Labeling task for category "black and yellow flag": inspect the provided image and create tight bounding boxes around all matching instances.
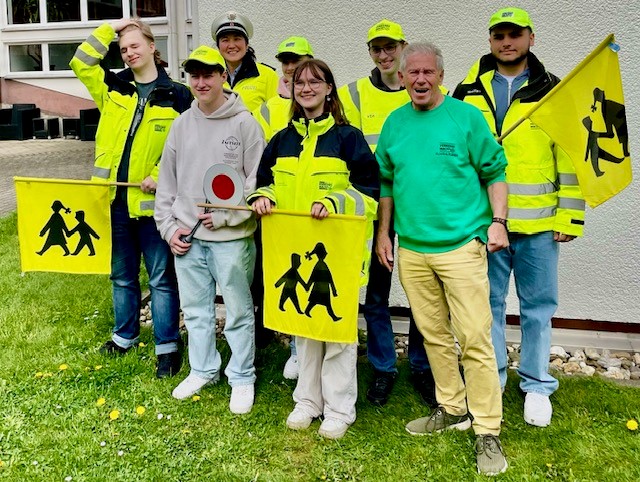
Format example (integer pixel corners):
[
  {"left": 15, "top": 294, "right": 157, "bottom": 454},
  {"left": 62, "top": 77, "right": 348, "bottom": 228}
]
[
  {"left": 526, "top": 34, "right": 632, "bottom": 208},
  {"left": 261, "top": 211, "right": 366, "bottom": 343},
  {"left": 15, "top": 177, "right": 111, "bottom": 274}
]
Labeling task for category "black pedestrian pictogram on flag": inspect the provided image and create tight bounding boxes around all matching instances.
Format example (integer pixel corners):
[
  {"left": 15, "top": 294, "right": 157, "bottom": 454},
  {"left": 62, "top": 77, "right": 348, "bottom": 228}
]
[
  {"left": 36, "top": 200, "right": 101, "bottom": 257},
  {"left": 582, "top": 87, "right": 629, "bottom": 177},
  {"left": 274, "top": 242, "right": 342, "bottom": 322}
]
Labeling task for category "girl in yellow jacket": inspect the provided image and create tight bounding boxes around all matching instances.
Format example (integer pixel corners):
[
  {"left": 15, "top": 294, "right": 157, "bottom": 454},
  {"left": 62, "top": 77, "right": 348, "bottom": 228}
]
[{"left": 249, "top": 59, "right": 379, "bottom": 440}]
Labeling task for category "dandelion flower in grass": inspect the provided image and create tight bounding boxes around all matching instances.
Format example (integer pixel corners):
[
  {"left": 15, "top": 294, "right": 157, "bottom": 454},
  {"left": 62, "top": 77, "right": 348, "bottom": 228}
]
[
  {"left": 35, "top": 372, "right": 44, "bottom": 378},
  {"left": 0, "top": 460, "right": 4, "bottom": 467},
  {"left": 627, "top": 419, "right": 639, "bottom": 431},
  {"left": 135, "top": 406, "right": 146, "bottom": 415},
  {"left": 59, "top": 364, "right": 69, "bottom": 371},
  {"left": 94, "top": 365, "right": 103, "bottom": 371},
  {"left": 109, "top": 410, "right": 120, "bottom": 421},
  {"left": 96, "top": 397, "right": 106, "bottom": 407},
  {"left": 192, "top": 395, "right": 201, "bottom": 402},
  {"left": 138, "top": 342, "right": 146, "bottom": 348}
]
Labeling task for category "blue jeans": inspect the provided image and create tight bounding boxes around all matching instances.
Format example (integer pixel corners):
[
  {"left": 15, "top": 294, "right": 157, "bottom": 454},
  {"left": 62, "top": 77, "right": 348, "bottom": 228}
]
[
  {"left": 489, "top": 231, "right": 559, "bottom": 395},
  {"left": 363, "top": 223, "right": 430, "bottom": 374},
  {"left": 110, "top": 199, "right": 180, "bottom": 355},
  {"left": 174, "top": 237, "right": 256, "bottom": 386}
]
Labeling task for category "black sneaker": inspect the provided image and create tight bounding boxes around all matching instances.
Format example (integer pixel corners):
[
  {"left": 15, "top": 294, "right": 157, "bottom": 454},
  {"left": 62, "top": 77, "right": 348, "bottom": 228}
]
[
  {"left": 99, "top": 340, "right": 129, "bottom": 355},
  {"left": 411, "top": 369, "right": 438, "bottom": 408},
  {"left": 366, "top": 371, "right": 397, "bottom": 406},
  {"left": 156, "top": 351, "right": 182, "bottom": 378}
]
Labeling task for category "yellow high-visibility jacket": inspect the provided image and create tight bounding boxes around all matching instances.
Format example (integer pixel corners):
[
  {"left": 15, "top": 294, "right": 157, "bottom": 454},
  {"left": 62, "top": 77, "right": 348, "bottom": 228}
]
[
  {"left": 225, "top": 57, "right": 278, "bottom": 112},
  {"left": 252, "top": 95, "right": 292, "bottom": 142},
  {"left": 70, "top": 23, "right": 192, "bottom": 218},
  {"left": 247, "top": 114, "right": 379, "bottom": 284},
  {"left": 453, "top": 53, "right": 585, "bottom": 236}
]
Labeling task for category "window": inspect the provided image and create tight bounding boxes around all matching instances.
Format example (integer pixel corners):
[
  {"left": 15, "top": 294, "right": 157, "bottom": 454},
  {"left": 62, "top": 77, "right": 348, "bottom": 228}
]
[
  {"left": 132, "top": 0, "right": 166, "bottom": 17},
  {"left": 88, "top": 0, "right": 123, "bottom": 21},
  {"left": 7, "top": 0, "right": 41, "bottom": 24},
  {"left": 48, "top": 1, "right": 81, "bottom": 22},
  {"left": 49, "top": 43, "right": 81, "bottom": 71},
  {"left": 9, "top": 44, "right": 43, "bottom": 72}
]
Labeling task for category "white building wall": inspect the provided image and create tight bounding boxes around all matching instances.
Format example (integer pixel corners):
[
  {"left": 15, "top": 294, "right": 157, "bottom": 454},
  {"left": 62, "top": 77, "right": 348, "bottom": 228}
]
[{"left": 198, "top": 0, "right": 640, "bottom": 324}]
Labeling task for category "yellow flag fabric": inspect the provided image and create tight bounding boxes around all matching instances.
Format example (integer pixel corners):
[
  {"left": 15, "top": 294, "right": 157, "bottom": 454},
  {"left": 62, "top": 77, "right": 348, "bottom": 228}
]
[
  {"left": 528, "top": 34, "right": 632, "bottom": 208},
  {"left": 15, "top": 177, "right": 111, "bottom": 274},
  {"left": 261, "top": 211, "right": 366, "bottom": 344}
]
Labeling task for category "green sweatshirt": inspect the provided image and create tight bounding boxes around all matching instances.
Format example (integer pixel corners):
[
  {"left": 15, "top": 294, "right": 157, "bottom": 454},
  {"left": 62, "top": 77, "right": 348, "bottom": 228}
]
[{"left": 376, "top": 96, "right": 506, "bottom": 253}]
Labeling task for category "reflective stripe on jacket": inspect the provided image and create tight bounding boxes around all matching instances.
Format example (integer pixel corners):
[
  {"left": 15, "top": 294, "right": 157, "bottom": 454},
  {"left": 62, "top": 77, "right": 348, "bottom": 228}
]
[
  {"left": 253, "top": 95, "right": 291, "bottom": 142},
  {"left": 70, "top": 23, "right": 192, "bottom": 218},
  {"left": 247, "top": 114, "right": 379, "bottom": 284},
  {"left": 453, "top": 52, "right": 585, "bottom": 236}
]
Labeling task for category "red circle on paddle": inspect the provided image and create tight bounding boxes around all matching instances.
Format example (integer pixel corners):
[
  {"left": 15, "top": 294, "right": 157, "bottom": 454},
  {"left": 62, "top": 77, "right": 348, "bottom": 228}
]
[{"left": 211, "top": 174, "right": 235, "bottom": 200}]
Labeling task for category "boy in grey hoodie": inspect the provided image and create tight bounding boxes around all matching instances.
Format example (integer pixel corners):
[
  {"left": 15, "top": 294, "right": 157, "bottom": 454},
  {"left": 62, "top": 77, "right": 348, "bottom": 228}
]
[{"left": 155, "top": 46, "right": 266, "bottom": 414}]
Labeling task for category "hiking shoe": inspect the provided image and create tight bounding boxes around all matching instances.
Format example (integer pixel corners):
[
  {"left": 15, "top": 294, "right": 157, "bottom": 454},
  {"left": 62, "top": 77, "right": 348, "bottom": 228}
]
[
  {"left": 411, "top": 369, "right": 438, "bottom": 408},
  {"left": 405, "top": 406, "right": 471, "bottom": 435},
  {"left": 524, "top": 392, "right": 552, "bottom": 427},
  {"left": 366, "top": 371, "right": 396, "bottom": 406},
  {"left": 156, "top": 351, "right": 182, "bottom": 378},
  {"left": 99, "top": 340, "right": 129, "bottom": 355},
  {"left": 286, "top": 407, "right": 315, "bottom": 430},
  {"left": 283, "top": 354, "right": 299, "bottom": 380},
  {"left": 172, "top": 374, "right": 217, "bottom": 400},
  {"left": 229, "top": 384, "right": 254, "bottom": 414},
  {"left": 318, "top": 418, "right": 350, "bottom": 439},
  {"left": 475, "top": 434, "right": 508, "bottom": 475}
]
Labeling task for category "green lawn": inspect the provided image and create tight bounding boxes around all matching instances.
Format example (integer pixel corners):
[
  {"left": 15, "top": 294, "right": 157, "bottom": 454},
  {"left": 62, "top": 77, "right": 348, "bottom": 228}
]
[{"left": 0, "top": 213, "right": 638, "bottom": 481}]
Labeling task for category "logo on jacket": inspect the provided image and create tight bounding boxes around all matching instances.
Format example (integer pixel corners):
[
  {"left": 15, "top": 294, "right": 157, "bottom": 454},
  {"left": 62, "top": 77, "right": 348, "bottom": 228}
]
[
  {"left": 154, "top": 125, "right": 166, "bottom": 132},
  {"left": 319, "top": 181, "right": 332, "bottom": 190},
  {"left": 222, "top": 136, "right": 240, "bottom": 151}
]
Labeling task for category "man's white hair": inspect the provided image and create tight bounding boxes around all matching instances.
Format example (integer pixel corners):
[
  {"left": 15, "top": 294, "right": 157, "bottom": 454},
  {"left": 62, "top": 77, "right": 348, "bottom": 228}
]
[{"left": 399, "top": 42, "right": 444, "bottom": 72}]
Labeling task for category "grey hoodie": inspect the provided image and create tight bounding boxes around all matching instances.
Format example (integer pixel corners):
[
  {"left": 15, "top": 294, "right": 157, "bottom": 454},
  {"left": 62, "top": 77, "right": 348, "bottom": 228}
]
[{"left": 155, "top": 90, "right": 266, "bottom": 243}]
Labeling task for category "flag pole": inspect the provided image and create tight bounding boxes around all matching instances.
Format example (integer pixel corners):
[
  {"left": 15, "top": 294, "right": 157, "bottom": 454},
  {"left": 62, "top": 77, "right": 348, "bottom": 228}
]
[
  {"left": 198, "top": 203, "right": 366, "bottom": 221},
  {"left": 497, "top": 33, "right": 615, "bottom": 143}
]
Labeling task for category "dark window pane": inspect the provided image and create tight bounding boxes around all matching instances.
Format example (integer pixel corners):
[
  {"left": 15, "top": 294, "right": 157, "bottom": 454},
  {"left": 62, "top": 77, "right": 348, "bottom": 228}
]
[
  {"left": 101, "top": 42, "right": 125, "bottom": 70},
  {"left": 47, "top": 1, "right": 80, "bottom": 22},
  {"left": 49, "top": 43, "right": 80, "bottom": 71},
  {"left": 132, "top": 0, "right": 166, "bottom": 17},
  {"left": 8, "top": 0, "right": 40, "bottom": 24},
  {"left": 88, "top": 0, "right": 123, "bottom": 21},
  {"left": 9, "top": 44, "right": 43, "bottom": 72}
]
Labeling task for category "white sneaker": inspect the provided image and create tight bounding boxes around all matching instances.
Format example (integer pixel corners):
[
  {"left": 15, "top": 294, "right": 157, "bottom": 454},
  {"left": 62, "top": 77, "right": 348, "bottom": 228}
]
[
  {"left": 524, "top": 392, "right": 552, "bottom": 427},
  {"left": 318, "top": 417, "right": 350, "bottom": 439},
  {"left": 283, "top": 354, "right": 299, "bottom": 380},
  {"left": 229, "top": 384, "right": 254, "bottom": 414},
  {"left": 286, "top": 407, "right": 315, "bottom": 430},
  {"left": 172, "top": 374, "right": 216, "bottom": 400}
]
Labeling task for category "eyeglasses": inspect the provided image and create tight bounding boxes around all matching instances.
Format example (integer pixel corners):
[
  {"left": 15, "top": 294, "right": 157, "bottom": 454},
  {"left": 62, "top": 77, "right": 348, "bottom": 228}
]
[
  {"left": 293, "top": 79, "right": 326, "bottom": 90},
  {"left": 369, "top": 44, "right": 399, "bottom": 55}
]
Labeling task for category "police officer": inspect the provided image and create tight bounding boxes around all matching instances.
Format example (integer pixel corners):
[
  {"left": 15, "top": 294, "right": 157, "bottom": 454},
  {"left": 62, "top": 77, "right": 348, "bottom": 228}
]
[{"left": 211, "top": 11, "right": 279, "bottom": 112}]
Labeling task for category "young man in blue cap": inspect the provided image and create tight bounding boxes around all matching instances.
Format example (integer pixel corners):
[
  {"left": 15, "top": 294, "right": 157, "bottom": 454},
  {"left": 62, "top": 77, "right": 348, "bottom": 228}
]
[{"left": 453, "top": 7, "right": 585, "bottom": 428}]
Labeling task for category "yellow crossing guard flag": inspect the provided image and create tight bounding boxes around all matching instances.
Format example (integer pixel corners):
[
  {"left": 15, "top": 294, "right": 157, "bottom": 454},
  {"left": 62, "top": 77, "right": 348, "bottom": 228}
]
[
  {"left": 15, "top": 177, "right": 111, "bottom": 274},
  {"left": 261, "top": 211, "right": 367, "bottom": 344},
  {"left": 507, "top": 34, "right": 632, "bottom": 208}
]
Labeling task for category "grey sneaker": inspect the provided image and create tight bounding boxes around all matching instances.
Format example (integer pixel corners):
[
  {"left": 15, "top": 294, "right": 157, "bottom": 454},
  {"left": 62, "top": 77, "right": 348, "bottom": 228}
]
[
  {"left": 405, "top": 406, "right": 471, "bottom": 435},
  {"left": 475, "top": 434, "right": 508, "bottom": 476}
]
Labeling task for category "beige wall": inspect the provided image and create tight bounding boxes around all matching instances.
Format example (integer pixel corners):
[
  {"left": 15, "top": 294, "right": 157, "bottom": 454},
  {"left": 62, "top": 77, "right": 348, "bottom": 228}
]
[{"left": 198, "top": 0, "right": 640, "bottom": 324}]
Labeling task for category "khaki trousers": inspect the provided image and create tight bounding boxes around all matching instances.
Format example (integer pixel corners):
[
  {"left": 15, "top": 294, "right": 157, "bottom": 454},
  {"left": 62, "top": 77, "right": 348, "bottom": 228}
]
[{"left": 398, "top": 240, "right": 502, "bottom": 435}]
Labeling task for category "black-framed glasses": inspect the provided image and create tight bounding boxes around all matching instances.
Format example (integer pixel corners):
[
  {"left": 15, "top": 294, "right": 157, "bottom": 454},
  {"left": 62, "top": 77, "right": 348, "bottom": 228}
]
[{"left": 369, "top": 44, "right": 399, "bottom": 55}]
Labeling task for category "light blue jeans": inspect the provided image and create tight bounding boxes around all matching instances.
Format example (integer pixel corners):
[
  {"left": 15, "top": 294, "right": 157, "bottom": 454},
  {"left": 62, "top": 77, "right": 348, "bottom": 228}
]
[
  {"left": 488, "top": 231, "right": 560, "bottom": 396},
  {"left": 175, "top": 237, "right": 256, "bottom": 386}
]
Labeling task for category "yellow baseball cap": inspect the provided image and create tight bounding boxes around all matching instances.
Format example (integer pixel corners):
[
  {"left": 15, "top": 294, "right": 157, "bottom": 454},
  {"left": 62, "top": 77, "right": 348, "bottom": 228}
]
[
  {"left": 182, "top": 46, "right": 225, "bottom": 73},
  {"left": 489, "top": 7, "right": 534, "bottom": 32},
  {"left": 367, "top": 19, "right": 406, "bottom": 43},
  {"left": 276, "top": 36, "right": 314, "bottom": 59}
]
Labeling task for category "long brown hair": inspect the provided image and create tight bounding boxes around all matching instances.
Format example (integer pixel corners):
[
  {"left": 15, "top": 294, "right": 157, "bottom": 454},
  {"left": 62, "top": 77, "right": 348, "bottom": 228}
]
[
  {"left": 290, "top": 59, "right": 348, "bottom": 125},
  {"left": 119, "top": 18, "right": 163, "bottom": 65}
]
